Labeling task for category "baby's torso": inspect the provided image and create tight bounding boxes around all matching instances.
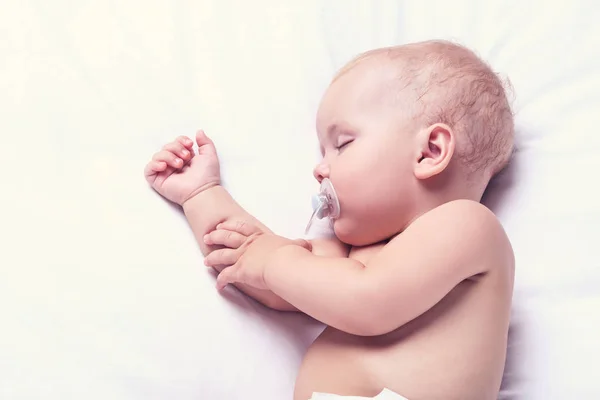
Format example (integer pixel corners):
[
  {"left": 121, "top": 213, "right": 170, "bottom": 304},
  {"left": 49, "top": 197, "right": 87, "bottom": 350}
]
[{"left": 294, "top": 242, "right": 512, "bottom": 400}]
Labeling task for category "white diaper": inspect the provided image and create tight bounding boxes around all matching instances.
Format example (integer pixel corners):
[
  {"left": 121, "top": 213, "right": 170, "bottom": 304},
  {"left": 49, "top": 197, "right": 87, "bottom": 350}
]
[{"left": 309, "top": 388, "right": 408, "bottom": 400}]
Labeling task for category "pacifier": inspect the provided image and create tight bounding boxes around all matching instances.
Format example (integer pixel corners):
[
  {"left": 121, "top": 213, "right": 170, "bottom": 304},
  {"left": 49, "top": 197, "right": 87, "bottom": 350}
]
[{"left": 304, "top": 178, "right": 341, "bottom": 234}]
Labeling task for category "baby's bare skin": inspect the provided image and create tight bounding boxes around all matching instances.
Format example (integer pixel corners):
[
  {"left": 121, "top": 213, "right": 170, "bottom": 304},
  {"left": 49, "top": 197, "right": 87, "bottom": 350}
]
[
  {"left": 296, "top": 233, "right": 513, "bottom": 400},
  {"left": 146, "top": 40, "right": 516, "bottom": 400}
]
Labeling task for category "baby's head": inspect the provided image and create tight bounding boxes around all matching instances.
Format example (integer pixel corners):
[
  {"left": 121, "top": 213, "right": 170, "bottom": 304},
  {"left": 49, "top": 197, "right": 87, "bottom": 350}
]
[{"left": 313, "top": 40, "right": 514, "bottom": 246}]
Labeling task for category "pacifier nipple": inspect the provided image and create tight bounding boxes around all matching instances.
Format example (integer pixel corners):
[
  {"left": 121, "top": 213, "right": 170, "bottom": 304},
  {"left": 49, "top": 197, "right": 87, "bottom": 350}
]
[{"left": 304, "top": 178, "right": 341, "bottom": 234}]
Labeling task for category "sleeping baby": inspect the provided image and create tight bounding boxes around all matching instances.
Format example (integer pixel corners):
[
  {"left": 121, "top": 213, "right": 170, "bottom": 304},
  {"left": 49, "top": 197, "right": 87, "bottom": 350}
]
[{"left": 144, "top": 40, "right": 515, "bottom": 400}]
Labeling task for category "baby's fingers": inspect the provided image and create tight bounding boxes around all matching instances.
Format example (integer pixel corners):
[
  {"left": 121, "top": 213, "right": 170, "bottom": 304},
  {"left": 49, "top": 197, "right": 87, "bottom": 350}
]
[
  {"left": 176, "top": 135, "right": 194, "bottom": 149},
  {"left": 216, "top": 265, "right": 238, "bottom": 290},
  {"left": 204, "top": 248, "right": 241, "bottom": 268},
  {"left": 204, "top": 229, "right": 247, "bottom": 249},
  {"left": 152, "top": 150, "right": 184, "bottom": 169},
  {"left": 144, "top": 161, "right": 167, "bottom": 178},
  {"left": 163, "top": 141, "right": 191, "bottom": 161},
  {"left": 215, "top": 220, "right": 262, "bottom": 237}
]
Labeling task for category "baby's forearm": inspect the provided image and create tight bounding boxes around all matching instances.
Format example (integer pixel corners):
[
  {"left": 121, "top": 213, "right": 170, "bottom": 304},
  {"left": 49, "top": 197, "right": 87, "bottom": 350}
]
[
  {"left": 182, "top": 185, "right": 273, "bottom": 255},
  {"left": 264, "top": 246, "right": 376, "bottom": 335},
  {"left": 182, "top": 185, "right": 298, "bottom": 311},
  {"left": 182, "top": 185, "right": 352, "bottom": 312}
]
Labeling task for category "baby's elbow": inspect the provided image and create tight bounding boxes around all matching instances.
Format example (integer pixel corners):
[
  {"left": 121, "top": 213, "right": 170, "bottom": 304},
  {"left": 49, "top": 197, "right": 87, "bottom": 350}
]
[
  {"left": 263, "top": 296, "right": 298, "bottom": 312},
  {"left": 344, "top": 324, "right": 385, "bottom": 337},
  {"left": 343, "top": 323, "right": 392, "bottom": 337},
  {"left": 358, "top": 321, "right": 397, "bottom": 337},
  {"left": 341, "top": 309, "right": 398, "bottom": 337}
]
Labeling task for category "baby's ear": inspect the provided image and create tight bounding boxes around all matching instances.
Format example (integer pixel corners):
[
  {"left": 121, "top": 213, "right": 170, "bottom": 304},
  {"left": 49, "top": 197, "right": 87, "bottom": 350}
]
[{"left": 414, "top": 123, "right": 455, "bottom": 180}]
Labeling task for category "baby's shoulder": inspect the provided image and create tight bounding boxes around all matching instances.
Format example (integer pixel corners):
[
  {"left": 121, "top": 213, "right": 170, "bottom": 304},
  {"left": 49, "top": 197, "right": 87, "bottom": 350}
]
[
  {"left": 415, "top": 199, "right": 507, "bottom": 239},
  {"left": 391, "top": 199, "right": 514, "bottom": 275}
]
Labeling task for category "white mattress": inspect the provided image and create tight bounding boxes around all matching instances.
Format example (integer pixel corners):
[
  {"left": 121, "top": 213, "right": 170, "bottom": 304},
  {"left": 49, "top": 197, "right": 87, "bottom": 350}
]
[{"left": 1, "top": 1, "right": 599, "bottom": 399}]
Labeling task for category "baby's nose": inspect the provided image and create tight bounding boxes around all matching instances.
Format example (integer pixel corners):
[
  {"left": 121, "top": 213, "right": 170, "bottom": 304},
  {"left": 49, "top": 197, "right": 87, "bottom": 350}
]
[{"left": 313, "top": 162, "right": 330, "bottom": 183}]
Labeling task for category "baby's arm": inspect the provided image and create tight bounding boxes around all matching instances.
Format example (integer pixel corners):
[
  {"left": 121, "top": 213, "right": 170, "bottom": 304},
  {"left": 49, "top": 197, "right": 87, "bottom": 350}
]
[
  {"left": 183, "top": 187, "right": 348, "bottom": 257},
  {"left": 183, "top": 186, "right": 349, "bottom": 310},
  {"left": 146, "top": 131, "right": 349, "bottom": 311},
  {"left": 182, "top": 186, "right": 270, "bottom": 255},
  {"left": 263, "top": 200, "right": 513, "bottom": 334}
]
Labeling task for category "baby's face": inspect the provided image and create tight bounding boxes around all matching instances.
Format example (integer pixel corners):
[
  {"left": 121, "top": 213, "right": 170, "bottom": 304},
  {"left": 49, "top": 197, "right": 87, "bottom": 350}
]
[{"left": 314, "top": 61, "right": 420, "bottom": 246}]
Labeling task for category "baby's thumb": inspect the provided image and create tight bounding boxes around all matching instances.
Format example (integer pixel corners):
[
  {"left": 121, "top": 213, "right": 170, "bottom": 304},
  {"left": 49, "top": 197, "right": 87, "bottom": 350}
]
[
  {"left": 196, "top": 129, "right": 213, "bottom": 146},
  {"left": 196, "top": 129, "right": 217, "bottom": 156},
  {"left": 216, "top": 267, "right": 234, "bottom": 291},
  {"left": 292, "top": 239, "right": 312, "bottom": 252}
]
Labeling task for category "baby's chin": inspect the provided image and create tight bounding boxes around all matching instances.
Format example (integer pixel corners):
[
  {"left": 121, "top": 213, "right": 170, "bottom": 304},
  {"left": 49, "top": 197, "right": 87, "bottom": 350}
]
[{"left": 333, "top": 218, "right": 381, "bottom": 247}]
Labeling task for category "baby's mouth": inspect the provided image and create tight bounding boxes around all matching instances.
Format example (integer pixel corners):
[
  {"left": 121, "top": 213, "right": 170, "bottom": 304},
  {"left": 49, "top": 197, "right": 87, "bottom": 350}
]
[{"left": 304, "top": 178, "right": 340, "bottom": 234}]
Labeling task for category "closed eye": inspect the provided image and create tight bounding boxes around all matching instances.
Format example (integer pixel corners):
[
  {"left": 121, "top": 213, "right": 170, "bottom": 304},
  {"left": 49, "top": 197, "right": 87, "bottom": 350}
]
[{"left": 336, "top": 139, "right": 353, "bottom": 152}]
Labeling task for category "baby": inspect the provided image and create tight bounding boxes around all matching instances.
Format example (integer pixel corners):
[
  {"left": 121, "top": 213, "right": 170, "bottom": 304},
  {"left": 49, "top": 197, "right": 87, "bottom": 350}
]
[{"left": 144, "top": 40, "right": 515, "bottom": 400}]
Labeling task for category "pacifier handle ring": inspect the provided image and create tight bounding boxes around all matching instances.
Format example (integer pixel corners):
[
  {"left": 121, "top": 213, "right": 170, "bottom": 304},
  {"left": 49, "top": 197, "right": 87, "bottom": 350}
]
[{"left": 304, "top": 206, "right": 321, "bottom": 235}]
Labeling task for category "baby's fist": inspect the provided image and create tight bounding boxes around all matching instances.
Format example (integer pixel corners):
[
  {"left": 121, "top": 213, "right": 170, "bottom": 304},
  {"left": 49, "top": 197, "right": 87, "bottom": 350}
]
[{"left": 144, "top": 130, "right": 221, "bottom": 205}]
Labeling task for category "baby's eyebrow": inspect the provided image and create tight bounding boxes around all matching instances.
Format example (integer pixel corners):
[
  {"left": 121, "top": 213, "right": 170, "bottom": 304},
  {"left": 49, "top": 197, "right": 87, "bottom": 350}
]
[
  {"left": 327, "top": 123, "right": 341, "bottom": 137},
  {"left": 318, "top": 123, "right": 345, "bottom": 155},
  {"left": 317, "top": 124, "right": 335, "bottom": 156}
]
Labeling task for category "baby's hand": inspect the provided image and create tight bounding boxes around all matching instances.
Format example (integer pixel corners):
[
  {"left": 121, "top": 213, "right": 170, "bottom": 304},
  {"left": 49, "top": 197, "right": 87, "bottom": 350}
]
[
  {"left": 202, "top": 221, "right": 264, "bottom": 273},
  {"left": 144, "top": 130, "right": 221, "bottom": 206},
  {"left": 203, "top": 221, "right": 311, "bottom": 290}
]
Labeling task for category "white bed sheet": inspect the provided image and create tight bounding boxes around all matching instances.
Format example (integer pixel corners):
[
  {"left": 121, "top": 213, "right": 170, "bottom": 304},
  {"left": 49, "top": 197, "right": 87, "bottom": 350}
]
[{"left": 1, "top": 1, "right": 599, "bottom": 399}]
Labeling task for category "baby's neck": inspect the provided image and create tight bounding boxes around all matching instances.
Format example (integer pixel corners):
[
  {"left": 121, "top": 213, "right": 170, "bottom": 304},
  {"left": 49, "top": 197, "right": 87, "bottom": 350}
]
[{"left": 405, "top": 183, "right": 484, "bottom": 230}]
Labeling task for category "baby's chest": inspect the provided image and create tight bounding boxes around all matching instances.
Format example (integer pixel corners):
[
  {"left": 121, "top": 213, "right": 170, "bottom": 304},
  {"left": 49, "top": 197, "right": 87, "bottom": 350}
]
[{"left": 348, "top": 242, "right": 387, "bottom": 265}]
